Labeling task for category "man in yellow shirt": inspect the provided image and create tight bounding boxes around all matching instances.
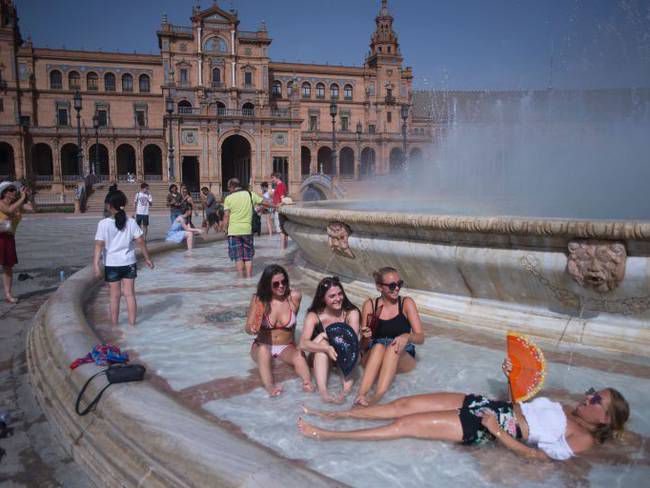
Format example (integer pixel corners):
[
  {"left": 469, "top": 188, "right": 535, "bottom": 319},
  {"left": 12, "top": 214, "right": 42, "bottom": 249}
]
[{"left": 223, "top": 178, "right": 265, "bottom": 277}]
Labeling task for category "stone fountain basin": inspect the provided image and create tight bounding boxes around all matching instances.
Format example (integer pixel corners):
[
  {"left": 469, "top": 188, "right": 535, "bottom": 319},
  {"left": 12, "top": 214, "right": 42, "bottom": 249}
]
[{"left": 281, "top": 202, "right": 650, "bottom": 355}]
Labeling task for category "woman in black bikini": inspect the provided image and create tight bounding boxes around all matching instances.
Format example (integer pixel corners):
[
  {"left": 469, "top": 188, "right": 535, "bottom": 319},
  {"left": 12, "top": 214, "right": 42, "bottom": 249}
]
[
  {"left": 355, "top": 267, "right": 425, "bottom": 406},
  {"left": 245, "top": 265, "right": 314, "bottom": 397},
  {"left": 299, "top": 277, "right": 361, "bottom": 404}
]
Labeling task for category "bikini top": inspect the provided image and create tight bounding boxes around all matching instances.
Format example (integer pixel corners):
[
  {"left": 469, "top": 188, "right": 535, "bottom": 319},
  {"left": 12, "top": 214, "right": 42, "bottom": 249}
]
[
  {"left": 520, "top": 397, "right": 574, "bottom": 460},
  {"left": 372, "top": 296, "right": 411, "bottom": 339},
  {"left": 260, "top": 301, "right": 297, "bottom": 330},
  {"left": 311, "top": 310, "right": 349, "bottom": 341}
]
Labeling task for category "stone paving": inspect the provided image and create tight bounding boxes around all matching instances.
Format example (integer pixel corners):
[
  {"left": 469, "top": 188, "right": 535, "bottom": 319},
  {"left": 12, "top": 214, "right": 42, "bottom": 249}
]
[{"left": 0, "top": 211, "right": 195, "bottom": 487}]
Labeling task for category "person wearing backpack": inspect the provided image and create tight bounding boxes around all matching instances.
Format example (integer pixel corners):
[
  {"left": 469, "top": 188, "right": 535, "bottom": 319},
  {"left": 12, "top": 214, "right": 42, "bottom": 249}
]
[{"left": 94, "top": 190, "right": 154, "bottom": 326}]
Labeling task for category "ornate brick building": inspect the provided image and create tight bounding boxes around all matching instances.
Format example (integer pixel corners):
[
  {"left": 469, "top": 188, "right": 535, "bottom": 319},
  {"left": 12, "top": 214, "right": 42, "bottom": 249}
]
[{"left": 0, "top": 0, "right": 433, "bottom": 198}]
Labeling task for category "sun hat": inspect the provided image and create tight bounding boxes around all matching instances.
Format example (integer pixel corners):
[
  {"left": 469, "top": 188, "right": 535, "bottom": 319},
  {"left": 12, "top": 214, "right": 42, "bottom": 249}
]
[
  {"left": 325, "top": 322, "right": 359, "bottom": 377},
  {"left": 0, "top": 181, "right": 21, "bottom": 197}
]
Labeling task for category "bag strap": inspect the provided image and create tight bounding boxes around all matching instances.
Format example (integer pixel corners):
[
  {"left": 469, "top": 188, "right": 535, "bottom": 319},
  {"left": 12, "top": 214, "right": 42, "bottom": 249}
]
[{"left": 75, "top": 368, "right": 111, "bottom": 416}]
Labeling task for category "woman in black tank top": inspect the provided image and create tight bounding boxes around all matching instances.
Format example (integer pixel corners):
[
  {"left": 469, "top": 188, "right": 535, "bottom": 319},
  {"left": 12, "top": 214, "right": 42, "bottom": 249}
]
[
  {"left": 299, "top": 277, "right": 361, "bottom": 404},
  {"left": 355, "top": 267, "right": 425, "bottom": 406}
]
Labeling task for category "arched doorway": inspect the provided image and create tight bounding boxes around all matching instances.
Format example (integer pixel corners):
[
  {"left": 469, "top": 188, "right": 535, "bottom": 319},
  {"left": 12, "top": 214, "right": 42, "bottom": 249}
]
[
  {"left": 61, "top": 143, "right": 80, "bottom": 179},
  {"left": 360, "top": 147, "right": 376, "bottom": 178},
  {"left": 339, "top": 147, "right": 355, "bottom": 178},
  {"left": 0, "top": 143, "right": 15, "bottom": 178},
  {"left": 317, "top": 147, "right": 334, "bottom": 176},
  {"left": 116, "top": 144, "right": 136, "bottom": 177},
  {"left": 143, "top": 144, "right": 163, "bottom": 179},
  {"left": 182, "top": 156, "right": 200, "bottom": 192},
  {"left": 301, "top": 146, "right": 311, "bottom": 177},
  {"left": 221, "top": 134, "right": 251, "bottom": 191},
  {"left": 89, "top": 143, "right": 109, "bottom": 178},
  {"left": 409, "top": 147, "right": 424, "bottom": 172},
  {"left": 389, "top": 147, "right": 404, "bottom": 174},
  {"left": 31, "top": 143, "right": 53, "bottom": 180}
]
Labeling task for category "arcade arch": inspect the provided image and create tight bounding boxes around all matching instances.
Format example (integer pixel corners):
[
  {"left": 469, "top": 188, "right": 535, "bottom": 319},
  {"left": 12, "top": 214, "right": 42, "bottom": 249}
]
[
  {"left": 116, "top": 144, "right": 136, "bottom": 176},
  {"left": 221, "top": 134, "right": 251, "bottom": 190},
  {"left": 360, "top": 147, "right": 376, "bottom": 178},
  {"left": 0, "top": 142, "right": 15, "bottom": 178},
  {"left": 317, "top": 147, "right": 334, "bottom": 176},
  {"left": 31, "top": 143, "right": 53, "bottom": 178},
  {"left": 339, "top": 147, "right": 355, "bottom": 178}
]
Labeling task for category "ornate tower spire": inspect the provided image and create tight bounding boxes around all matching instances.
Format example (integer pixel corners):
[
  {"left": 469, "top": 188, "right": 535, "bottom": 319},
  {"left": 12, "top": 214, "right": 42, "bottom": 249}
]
[{"left": 366, "top": 0, "right": 400, "bottom": 66}]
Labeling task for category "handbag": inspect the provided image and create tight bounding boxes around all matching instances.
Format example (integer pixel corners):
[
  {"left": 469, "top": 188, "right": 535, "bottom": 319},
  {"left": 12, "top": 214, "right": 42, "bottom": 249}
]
[
  {"left": 0, "top": 219, "right": 12, "bottom": 234},
  {"left": 75, "top": 364, "right": 146, "bottom": 416},
  {"left": 247, "top": 191, "right": 262, "bottom": 235}
]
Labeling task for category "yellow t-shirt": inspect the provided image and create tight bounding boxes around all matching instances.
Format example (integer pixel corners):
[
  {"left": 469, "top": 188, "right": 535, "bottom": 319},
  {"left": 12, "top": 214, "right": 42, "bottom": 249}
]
[{"left": 224, "top": 190, "right": 263, "bottom": 236}]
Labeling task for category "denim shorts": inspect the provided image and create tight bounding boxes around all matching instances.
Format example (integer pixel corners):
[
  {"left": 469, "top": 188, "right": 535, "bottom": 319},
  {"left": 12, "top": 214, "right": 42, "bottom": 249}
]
[
  {"left": 369, "top": 337, "right": 415, "bottom": 358},
  {"left": 104, "top": 263, "right": 137, "bottom": 282}
]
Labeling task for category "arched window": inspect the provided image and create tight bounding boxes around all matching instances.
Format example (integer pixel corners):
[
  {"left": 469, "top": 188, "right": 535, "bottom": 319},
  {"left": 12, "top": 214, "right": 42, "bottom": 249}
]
[
  {"left": 177, "top": 100, "right": 192, "bottom": 114},
  {"left": 301, "top": 82, "right": 311, "bottom": 98},
  {"left": 287, "top": 80, "right": 294, "bottom": 97},
  {"left": 104, "top": 72, "right": 116, "bottom": 91},
  {"left": 242, "top": 102, "right": 255, "bottom": 116},
  {"left": 121, "top": 73, "right": 133, "bottom": 92},
  {"left": 139, "top": 74, "right": 150, "bottom": 93},
  {"left": 316, "top": 83, "right": 325, "bottom": 99},
  {"left": 68, "top": 71, "right": 80, "bottom": 89},
  {"left": 204, "top": 37, "right": 227, "bottom": 53},
  {"left": 212, "top": 67, "right": 221, "bottom": 86},
  {"left": 87, "top": 72, "right": 98, "bottom": 91},
  {"left": 272, "top": 80, "right": 282, "bottom": 97},
  {"left": 330, "top": 83, "right": 339, "bottom": 99},
  {"left": 50, "top": 70, "right": 62, "bottom": 89},
  {"left": 344, "top": 84, "right": 353, "bottom": 100}
]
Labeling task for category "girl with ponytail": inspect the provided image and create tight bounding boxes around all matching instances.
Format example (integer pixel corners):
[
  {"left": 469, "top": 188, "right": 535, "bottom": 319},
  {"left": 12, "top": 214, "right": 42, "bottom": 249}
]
[{"left": 93, "top": 190, "right": 154, "bottom": 326}]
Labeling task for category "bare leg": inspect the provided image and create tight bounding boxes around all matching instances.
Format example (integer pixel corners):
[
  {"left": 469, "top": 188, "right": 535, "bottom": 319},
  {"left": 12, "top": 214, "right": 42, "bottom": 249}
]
[
  {"left": 251, "top": 343, "right": 282, "bottom": 396},
  {"left": 279, "top": 345, "right": 315, "bottom": 393},
  {"left": 186, "top": 232, "right": 194, "bottom": 250},
  {"left": 355, "top": 344, "right": 386, "bottom": 405},
  {"left": 244, "top": 260, "right": 253, "bottom": 278},
  {"left": 142, "top": 225, "right": 148, "bottom": 241},
  {"left": 303, "top": 392, "right": 467, "bottom": 419},
  {"left": 312, "top": 352, "right": 342, "bottom": 403},
  {"left": 369, "top": 347, "right": 417, "bottom": 405},
  {"left": 266, "top": 214, "right": 273, "bottom": 236},
  {"left": 108, "top": 281, "right": 122, "bottom": 326},
  {"left": 121, "top": 278, "right": 137, "bottom": 326},
  {"left": 2, "top": 265, "right": 17, "bottom": 303},
  {"left": 235, "top": 260, "right": 245, "bottom": 277},
  {"left": 298, "top": 410, "right": 464, "bottom": 442}
]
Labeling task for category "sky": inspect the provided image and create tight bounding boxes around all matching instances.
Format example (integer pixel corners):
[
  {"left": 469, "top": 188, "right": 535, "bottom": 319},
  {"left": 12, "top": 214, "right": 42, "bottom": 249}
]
[{"left": 15, "top": 0, "right": 650, "bottom": 90}]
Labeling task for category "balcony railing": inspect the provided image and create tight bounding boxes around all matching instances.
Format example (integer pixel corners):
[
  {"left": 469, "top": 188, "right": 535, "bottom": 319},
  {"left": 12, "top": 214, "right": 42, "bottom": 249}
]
[
  {"left": 144, "top": 174, "right": 163, "bottom": 181},
  {"left": 178, "top": 106, "right": 197, "bottom": 115},
  {"left": 62, "top": 174, "right": 82, "bottom": 182},
  {"left": 34, "top": 175, "right": 54, "bottom": 182},
  {"left": 211, "top": 82, "right": 224, "bottom": 89}
]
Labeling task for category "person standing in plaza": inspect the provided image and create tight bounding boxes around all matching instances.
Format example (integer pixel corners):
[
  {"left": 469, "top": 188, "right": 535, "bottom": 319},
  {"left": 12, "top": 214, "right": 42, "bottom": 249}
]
[
  {"left": 0, "top": 181, "right": 34, "bottom": 304},
  {"left": 133, "top": 183, "right": 153, "bottom": 241},
  {"left": 180, "top": 184, "right": 195, "bottom": 228},
  {"left": 270, "top": 173, "right": 286, "bottom": 233},
  {"left": 93, "top": 190, "right": 154, "bottom": 326},
  {"left": 200, "top": 186, "right": 221, "bottom": 234},
  {"left": 166, "top": 184, "right": 183, "bottom": 223},
  {"left": 222, "top": 178, "right": 265, "bottom": 278},
  {"left": 259, "top": 181, "right": 274, "bottom": 236},
  {"left": 104, "top": 182, "right": 118, "bottom": 218}
]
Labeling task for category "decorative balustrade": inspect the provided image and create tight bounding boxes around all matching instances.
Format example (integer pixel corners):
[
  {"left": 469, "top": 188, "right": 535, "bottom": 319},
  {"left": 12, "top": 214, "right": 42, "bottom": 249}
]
[
  {"left": 62, "top": 174, "right": 82, "bottom": 182},
  {"left": 34, "top": 175, "right": 54, "bottom": 182},
  {"left": 144, "top": 174, "right": 163, "bottom": 181}
]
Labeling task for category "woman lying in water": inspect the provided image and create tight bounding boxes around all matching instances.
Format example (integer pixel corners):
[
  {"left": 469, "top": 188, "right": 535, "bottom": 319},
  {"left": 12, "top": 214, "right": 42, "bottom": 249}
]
[
  {"left": 299, "top": 359, "right": 630, "bottom": 461},
  {"left": 245, "top": 264, "right": 314, "bottom": 397}
]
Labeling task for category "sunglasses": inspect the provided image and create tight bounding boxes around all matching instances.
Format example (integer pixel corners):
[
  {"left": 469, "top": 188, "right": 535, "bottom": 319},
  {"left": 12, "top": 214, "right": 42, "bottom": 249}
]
[
  {"left": 272, "top": 278, "right": 289, "bottom": 289},
  {"left": 381, "top": 280, "right": 404, "bottom": 291},
  {"left": 585, "top": 388, "right": 603, "bottom": 405}
]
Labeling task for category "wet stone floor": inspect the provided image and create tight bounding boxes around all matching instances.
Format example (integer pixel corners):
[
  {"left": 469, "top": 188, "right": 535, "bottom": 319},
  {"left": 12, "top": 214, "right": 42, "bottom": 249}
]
[{"left": 86, "top": 236, "right": 650, "bottom": 488}]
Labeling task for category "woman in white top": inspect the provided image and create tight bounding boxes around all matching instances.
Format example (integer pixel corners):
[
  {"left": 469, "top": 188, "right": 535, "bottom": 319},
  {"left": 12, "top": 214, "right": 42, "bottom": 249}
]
[
  {"left": 299, "top": 359, "right": 630, "bottom": 461},
  {"left": 94, "top": 190, "right": 154, "bottom": 326}
]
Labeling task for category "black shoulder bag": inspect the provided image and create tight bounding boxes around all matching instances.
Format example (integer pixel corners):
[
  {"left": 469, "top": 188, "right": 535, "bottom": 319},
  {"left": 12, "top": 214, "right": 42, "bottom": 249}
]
[
  {"left": 247, "top": 191, "right": 262, "bottom": 235},
  {"left": 75, "top": 364, "right": 146, "bottom": 416}
]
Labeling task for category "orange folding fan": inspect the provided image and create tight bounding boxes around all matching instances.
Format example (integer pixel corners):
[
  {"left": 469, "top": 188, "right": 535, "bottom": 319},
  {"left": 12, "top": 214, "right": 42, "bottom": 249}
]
[{"left": 507, "top": 332, "right": 546, "bottom": 403}]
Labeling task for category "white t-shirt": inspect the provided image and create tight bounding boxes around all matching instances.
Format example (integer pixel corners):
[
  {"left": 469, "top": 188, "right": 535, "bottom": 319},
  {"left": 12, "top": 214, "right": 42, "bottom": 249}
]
[
  {"left": 134, "top": 191, "right": 153, "bottom": 216},
  {"left": 95, "top": 217, "right": 143, "bottom": 267}
]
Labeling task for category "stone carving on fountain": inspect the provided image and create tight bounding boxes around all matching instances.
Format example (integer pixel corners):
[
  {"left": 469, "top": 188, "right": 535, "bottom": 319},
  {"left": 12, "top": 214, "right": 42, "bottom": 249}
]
[
  {"left": 327, "top": 221, "right": 355, "bottom": 259},
  {"left": 566, "top": 240, "right": 627, "bottom": 293}
]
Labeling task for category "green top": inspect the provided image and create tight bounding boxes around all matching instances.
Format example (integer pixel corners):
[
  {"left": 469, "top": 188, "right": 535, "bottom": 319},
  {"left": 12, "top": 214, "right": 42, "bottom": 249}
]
[{"left": 224, "top": 190, "right": 263, "bottom": 236}]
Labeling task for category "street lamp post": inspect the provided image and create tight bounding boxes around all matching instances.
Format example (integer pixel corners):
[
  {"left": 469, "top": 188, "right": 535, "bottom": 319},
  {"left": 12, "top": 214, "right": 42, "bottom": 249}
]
[
  {"left": 355, "top": 120, "right": 362, "bottom": 179},
  {"left": 329, "top": 100, "right": 337, "bottom": 176},
  {"left": 166, "top": 96, "right": 175, "bottom": 181},
  {"left": 92, "top": 113, "right": 99, "bottom": 177},
  {"left": 73, "top": 90, "right": 83, "bottom": 177},
  {"left": 400, "top": 103, "right": 409, "bottom": 172}
]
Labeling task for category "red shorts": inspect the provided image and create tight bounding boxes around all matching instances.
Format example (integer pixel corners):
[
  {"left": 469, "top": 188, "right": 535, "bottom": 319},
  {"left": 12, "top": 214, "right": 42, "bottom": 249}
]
[{"left": 0, "top": 233, "right": 18, "bottom": 267}]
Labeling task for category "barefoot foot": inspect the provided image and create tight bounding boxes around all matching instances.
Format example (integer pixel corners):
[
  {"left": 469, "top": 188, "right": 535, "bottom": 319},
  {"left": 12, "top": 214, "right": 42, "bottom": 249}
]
[
  {"left": 5, "top": 295, "right": 18, "bottom": 304},
  {"left": 302, "top": 381, "right": 315, "bottom": 393},
  {"left": 353, "top": 394, "right": 369, "bottom": 407},
  {"left": 301, "top": 404, "right": 343, "bottom": 419},
  {"left": 266, "top": 384, "right": 283, "bottom": 397},
  {"left": 297, "top": 417, "right": 325, "bottom": 440}
]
